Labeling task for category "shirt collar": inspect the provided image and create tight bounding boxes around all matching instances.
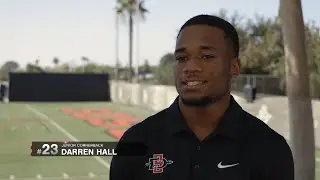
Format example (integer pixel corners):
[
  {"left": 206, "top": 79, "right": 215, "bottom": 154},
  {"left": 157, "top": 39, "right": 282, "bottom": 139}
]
[{"left": 165, "top": 95, "right": 246, "bottom": 140}]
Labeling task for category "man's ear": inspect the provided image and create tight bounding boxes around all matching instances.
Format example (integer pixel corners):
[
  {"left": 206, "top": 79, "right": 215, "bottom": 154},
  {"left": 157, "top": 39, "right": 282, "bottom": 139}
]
[{"left": 230, "top": 58, "right": 240, "bottom": 78}]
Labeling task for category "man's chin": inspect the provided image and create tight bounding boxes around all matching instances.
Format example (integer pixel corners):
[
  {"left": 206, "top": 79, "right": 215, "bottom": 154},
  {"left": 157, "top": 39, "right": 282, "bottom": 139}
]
[{"left": 180, "top": 96, "right": 214, "bottom": 107}]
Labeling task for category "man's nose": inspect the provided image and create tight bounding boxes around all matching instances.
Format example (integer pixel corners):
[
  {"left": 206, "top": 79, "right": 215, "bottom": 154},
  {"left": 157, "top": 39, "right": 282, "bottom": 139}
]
[{"left": 183, "top": 59, "right": 202, "bottom": 73}]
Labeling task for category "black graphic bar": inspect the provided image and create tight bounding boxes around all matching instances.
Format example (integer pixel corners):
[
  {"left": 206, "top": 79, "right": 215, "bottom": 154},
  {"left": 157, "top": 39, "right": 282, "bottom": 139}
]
[{"left": 31, "top": 141, "right": 147, "bottom": 156}]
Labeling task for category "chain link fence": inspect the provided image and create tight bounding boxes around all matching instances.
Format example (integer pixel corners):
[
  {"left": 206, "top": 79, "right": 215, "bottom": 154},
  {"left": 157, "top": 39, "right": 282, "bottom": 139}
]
[{"left": 231, "top": 75, "right": 284, "bottom": 95}]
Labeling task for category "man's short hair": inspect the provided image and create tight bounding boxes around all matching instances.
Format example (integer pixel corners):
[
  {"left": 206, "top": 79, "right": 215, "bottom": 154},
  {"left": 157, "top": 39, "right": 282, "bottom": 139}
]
[{"left": 177, "top": 14, "right": 239, "bottom": 58}]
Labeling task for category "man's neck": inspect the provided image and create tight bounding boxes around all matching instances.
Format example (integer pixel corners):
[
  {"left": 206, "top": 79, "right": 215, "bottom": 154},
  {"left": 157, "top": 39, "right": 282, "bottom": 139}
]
[{"left": 179, "top": 94, "right": 231, "bottom": 131}]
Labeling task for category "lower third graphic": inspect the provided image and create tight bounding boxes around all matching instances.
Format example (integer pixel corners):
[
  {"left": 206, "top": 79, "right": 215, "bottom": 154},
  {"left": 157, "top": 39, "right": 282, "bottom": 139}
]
[{"left": 145, "top": 154, "right": 174, "bottom": 174}]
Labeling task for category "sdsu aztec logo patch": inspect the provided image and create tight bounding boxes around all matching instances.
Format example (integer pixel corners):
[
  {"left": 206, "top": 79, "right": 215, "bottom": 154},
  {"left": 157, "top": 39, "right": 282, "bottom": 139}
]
[{"left": 145, "top": 154, "right": 174, "bottom": 174}]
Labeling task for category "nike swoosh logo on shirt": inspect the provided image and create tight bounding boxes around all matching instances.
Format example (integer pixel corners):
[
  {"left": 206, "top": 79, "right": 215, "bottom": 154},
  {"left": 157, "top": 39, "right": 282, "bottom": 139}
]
[{"left": 217, "top": 161, "right": 239, "bottom": 169}]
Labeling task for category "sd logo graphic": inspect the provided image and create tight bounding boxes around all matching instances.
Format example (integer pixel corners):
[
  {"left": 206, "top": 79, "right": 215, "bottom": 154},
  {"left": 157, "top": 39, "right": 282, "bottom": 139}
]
[{"left": 145, "top": 154, "right": 174, "bottom": 174}]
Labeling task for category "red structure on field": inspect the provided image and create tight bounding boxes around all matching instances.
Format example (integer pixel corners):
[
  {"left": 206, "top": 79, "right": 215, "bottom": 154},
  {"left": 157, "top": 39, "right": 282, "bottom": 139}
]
[{"left": 62, "top": 108, "right": 143, "bottom": 139}]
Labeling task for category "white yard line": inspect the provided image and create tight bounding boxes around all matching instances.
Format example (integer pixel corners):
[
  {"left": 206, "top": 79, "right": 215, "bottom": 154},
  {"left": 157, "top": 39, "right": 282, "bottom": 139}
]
[
  {"left": 36, "top": 174, "right": 42, "bottom": 179},
  {"left": 25, "top": 104, "right": 110, "bottom": 169},
  {"left": 62, "top": 173, "right": 69, "bottom": 179},
  {"left": 88, "top": 172, "right": 95, "bottom": 179}
]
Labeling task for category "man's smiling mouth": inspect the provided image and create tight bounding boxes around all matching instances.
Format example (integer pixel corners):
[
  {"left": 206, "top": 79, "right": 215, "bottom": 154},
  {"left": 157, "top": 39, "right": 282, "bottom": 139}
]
[{"left": 182, "top": 80, "right": 207, "bottom": 89}]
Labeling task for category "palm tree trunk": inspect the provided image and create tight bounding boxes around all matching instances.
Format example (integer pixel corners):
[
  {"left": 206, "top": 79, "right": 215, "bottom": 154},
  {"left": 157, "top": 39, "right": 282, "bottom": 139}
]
[
  {"left": 115, "top": 13, "right": 119, "bottom": 80},
  {"left": 279, "top": 0, "right": 315, "bottom": 180},
  {"left": 128, "top": 13, "right": 134, "bottom": 82},
  {"left": 135, "top": 14, "right": 140, "bottom": 83},
  {"left": 135, "top": 0, "right": 141, "bottom": 83}
]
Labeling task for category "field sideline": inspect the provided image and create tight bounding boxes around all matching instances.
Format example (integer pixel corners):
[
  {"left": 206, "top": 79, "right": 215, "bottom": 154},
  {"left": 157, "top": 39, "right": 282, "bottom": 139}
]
[{"left": 0, "top": 102, "right": 320, "bottom": 180}]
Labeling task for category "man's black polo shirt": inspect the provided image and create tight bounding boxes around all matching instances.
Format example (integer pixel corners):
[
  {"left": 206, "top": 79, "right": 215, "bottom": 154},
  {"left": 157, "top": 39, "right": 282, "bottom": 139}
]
[{"left": 110, "top": 95, "right": 294, "bottom": 180}]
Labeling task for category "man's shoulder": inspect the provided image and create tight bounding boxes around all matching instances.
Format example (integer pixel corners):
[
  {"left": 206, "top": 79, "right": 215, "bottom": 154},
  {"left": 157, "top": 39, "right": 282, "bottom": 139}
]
[
  {"left": 119, "top": 108, "right": 169, "bottom": 141},
  {"left": 243, "top": 110, "right": 287, "bottom": 145},
  {"left": 242, "top": 110, "right": 293, "bottom": 169}
]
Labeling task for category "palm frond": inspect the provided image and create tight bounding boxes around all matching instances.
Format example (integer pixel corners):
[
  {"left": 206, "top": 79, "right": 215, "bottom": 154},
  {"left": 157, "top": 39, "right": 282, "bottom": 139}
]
[
  {"left": 137, "top": 0, "right": 148, "bottom": 20},
  {"left": 114, "top": 0, "right": 148, "bottom": 21},
  {"left": 114, "top": 3, "right": 129, "bottom": 24}
]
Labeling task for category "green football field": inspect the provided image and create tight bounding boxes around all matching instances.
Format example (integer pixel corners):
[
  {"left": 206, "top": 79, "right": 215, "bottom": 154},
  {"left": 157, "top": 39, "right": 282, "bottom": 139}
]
[
  {"left": 0, "top": 102, "right": 153, "bottom": 180},
  {"left": 0, "top": 102, "right": 320, "bottom": 180}
]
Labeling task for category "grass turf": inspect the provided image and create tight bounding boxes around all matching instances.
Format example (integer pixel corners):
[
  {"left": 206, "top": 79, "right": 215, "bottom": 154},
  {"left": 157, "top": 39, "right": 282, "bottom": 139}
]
[
  {"left": 0, "top": 102, "right": 320, "bottom": 179},
  {"left": 0, "top": 102, "right": 153, "bottom": 180}
]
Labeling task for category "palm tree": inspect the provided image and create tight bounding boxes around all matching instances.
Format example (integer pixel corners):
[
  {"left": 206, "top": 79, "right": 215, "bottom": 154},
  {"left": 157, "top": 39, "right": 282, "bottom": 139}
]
[
  {"left": 35, "top": 59, "right": 39, "bottom": 66},
  {"left": 81, "top": 56, "right": 90, "bottom": 63},
  {"left": 279, "top": 0, "right": 315, "bottom": 180},
  {"left": 53, "top": 57, "right": 59, "bottom": 66},
  {"left": 115, "top": 0, "right": 148, "bottom": 82},
  {"left": 81, "top": 56, "right": 90, "bottom": 72},
  {"left": 115, "top": 13, "right": 120, "bottom": 80}
]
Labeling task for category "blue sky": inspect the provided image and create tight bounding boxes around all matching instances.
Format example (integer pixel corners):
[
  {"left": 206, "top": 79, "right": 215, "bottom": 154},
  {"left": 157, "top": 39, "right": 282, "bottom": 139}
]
[{"left": 0, "top": 0, "right": 319, "bottom": 68}]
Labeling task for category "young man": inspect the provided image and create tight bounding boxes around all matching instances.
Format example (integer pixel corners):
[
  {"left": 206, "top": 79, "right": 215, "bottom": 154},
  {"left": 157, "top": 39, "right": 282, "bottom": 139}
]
[{"left": 110, "top": 14, "right": 294, "bottom": 180}]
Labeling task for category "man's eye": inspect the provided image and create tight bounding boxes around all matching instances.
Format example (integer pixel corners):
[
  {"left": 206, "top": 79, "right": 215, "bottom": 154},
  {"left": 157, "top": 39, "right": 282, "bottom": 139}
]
[
  {"left": 175, "top": 56, "right": 187, "bottom": 62},
  {"left": 201, "top": 55, "right": 215, "bottom": 59}
]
